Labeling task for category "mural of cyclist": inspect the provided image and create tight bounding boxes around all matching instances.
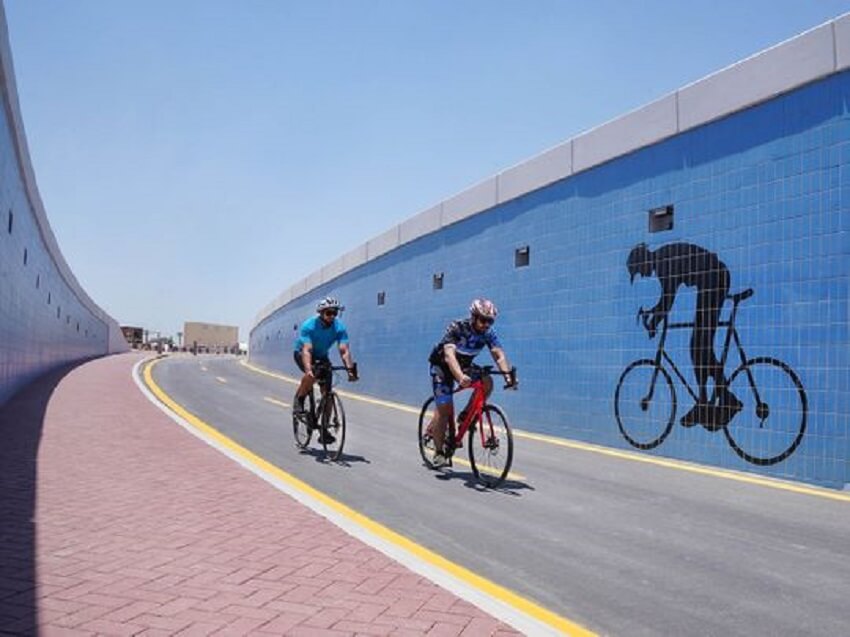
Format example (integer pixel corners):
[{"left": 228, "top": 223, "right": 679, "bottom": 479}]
[{"left": 627, "top": 242, "right": 742, "bottom": 429}]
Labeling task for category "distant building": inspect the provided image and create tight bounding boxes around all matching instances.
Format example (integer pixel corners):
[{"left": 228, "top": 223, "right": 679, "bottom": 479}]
[
  {"left": 121, "top": 326, "right": 144, "bottom": 348},
  {"left": 183, "top": 321, "right": 239, "bottom": 354}
]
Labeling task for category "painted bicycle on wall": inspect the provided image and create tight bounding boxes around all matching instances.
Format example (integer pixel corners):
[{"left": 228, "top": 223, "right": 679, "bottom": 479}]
[{"left": 614, "top": 288, "right": 808, "bottom": 466}]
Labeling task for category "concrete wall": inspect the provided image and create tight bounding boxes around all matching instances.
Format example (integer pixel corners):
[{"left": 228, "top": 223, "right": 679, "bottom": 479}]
[
  {"left": 0, "top": 4, "right": 127, "bottom": 406},
  {"left": 252, "top": 15, "right": 850, "bottom": 488}
]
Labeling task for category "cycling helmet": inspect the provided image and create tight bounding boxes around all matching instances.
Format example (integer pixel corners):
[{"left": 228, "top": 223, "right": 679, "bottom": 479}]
[
  {"left": 627, "top": 243, "right": 651, "bottom": 283},
  {"left": 316, "top": 297, "right": 342, "bottom": 313},
  {"left": 469, "top": 298, "right": 498, "bottom": 320}
]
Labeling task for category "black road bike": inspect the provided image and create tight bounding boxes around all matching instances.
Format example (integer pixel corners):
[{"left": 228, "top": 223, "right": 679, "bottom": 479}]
[
  {"left": 615, "top": 288, "right": 807, "bottom": 466},
  {"left": 292, "top": 360, "right": 357, "bottom": 460}
]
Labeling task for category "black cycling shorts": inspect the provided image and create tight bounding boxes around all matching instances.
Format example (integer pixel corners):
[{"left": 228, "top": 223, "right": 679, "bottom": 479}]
[{"left": 293, "top": 351, "right": 330, "bottom": 373}]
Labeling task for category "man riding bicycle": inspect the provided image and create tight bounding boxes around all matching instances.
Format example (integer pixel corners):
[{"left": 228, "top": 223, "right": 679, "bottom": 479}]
[
  {"left": 426, "top": 298, "right": 517, "bottom": 468},
  {"left": 293, "top": 297, "right": 358, "bottom": 443}
]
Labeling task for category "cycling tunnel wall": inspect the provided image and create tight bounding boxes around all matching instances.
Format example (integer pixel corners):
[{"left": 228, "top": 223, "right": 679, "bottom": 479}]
[
  {"left": 0, "top": 5, "right": 127, "bottom": 408},
  {"left": 251, "top": 70, "right": 850, "bottom": 490}
]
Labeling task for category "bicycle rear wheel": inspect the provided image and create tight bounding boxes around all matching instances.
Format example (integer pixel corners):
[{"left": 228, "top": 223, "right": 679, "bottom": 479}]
[
  {"left": 320, "top": 391, "right": 346, "bottom": 460},
  {"left": 292, "top": 391, "right": 313, "bottom": 449},
  {"left": 468, "top": 404, "right": 513, "bottom": 488},
  {"left": 724, "top": 357, "right": 807, "bottom": 466},
  {"left": 417, "top": 397, "right": 440, "bottom": 468}
]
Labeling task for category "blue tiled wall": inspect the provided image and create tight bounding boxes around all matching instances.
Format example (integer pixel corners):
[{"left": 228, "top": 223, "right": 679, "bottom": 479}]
[
  {"left": 252, "top": 71, "right": 850, "bottom": 488},
  {"left": 0, "top": 98, "right": 109, "bottom": 406}
]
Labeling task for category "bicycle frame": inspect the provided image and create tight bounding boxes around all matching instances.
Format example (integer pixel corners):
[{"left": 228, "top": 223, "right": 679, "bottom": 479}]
[
  {"left": 445, "top": 367, "right": 515, "bottom": 452},
  {"left": 306, "top": 360, "right": 356, "bottom": 424},
  {"left": 649, "top": 296, "right": 750, "bottom": 403}
]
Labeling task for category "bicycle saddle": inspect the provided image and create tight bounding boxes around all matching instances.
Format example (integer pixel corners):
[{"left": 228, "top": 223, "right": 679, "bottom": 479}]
[{"left": 729, "top": 288, "right": 754, "bottom": 303}]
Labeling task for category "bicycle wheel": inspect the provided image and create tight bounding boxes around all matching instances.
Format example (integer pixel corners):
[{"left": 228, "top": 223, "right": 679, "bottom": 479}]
[
  {"left": 468, "top": 404, "right": 513, "bottom": 488},
  {"left": 418, "top": 397, "right": 440, "bottom": 468},
  {"left": 724, "top": 357, "right": 807, "bottom": 466},
  {"left": 292, "top": 391, "right": 313, "bottom": 449},
  {"left": 320, "top": 391, "right": 346, "bottom": 460},
  {"left": 614, "top": 359, "right": 676, "bottom": 450}
]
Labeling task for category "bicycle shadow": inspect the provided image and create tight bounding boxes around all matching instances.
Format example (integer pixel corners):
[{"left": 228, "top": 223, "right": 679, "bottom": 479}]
[
  {"left": 429, "top": 464, "right": 535, "bottom": 496},
  {"left": 298, "top": 446, "right": 371, "bottom": 467}
]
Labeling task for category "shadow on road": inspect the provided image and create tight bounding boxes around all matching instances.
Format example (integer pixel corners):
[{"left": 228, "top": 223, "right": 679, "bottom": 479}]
[
  {"left": 430, "top": 465, "right": 535, "bottom": 496},
  {"left": 0, "top": 360, "right": 86, "bottom": 634},
  {"left": 298, "top": 447, "right": 371, "bottom": 467}
]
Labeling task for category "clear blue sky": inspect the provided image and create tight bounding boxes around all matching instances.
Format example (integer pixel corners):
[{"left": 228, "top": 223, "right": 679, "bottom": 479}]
[{"left": 5, "top": 1, "right": 850, "bottom": 342}]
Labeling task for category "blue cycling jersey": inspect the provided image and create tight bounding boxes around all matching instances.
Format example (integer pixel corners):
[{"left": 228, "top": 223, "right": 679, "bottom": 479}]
[
  {"left": 428, "top": 318, "right": 502, "bottom": 369},
  {"left": 294, "top": 316, "right": 349, "bottom": 358}
]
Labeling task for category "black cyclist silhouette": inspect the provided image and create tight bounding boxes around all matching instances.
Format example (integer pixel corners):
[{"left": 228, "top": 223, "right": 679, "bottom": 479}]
[
  {"left": 627, "top": 242, "right": 741, "bottom": 428},
  {"left": 616, "top": 241, "right": 807, "bottom": 466}
]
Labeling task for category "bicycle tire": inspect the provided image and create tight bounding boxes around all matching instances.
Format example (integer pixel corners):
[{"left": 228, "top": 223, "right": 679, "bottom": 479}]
[
  {"left": 723, "top": 357, "right": 807, "bottom": 466},
  {"left": 468, "top": 404, "right": 513, "bottom": 488},
  {"left": 614, "top": 359, "right": 677, "bottom": 450},
  {"left": 292, "top": 390, "right": 313, "bottom": 449},
  {"left": 320, "top": 391, "right": 346, "bottom": 460},
  {"left": 417, "top": 397, "right": 440, "bottom": 468}
]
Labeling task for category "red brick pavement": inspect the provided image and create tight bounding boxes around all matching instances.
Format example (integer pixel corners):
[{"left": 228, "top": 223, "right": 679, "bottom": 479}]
[{"left": 0, "top": 353, "right": 521, "bottom": 636}]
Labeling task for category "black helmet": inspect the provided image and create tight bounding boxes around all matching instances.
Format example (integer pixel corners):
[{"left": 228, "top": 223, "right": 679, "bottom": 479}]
[
  {"left": 627, "top": 243, "right": 651, "bottom": 283},
  {"left": 316, "top": 297, "right": 342, "bottom": 313}
]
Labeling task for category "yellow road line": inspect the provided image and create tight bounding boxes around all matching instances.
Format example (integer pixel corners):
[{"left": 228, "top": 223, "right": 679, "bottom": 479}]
[
  {"left": 513, "top": 431, "right": 850, "bottom": 503},
  {"left": 216, "top": 376, "right": 227, "bottom": 383},
  {"left": 450, "top": 456, "right": 526, "bottom": 481},
  {"left": 264, "top": 396, "right": 290, "bottom": 408},
  {"left": 239, "top": 359, "right": 850, "bottom": 503},
  {"left": 144, "top": 359, "right": 591, "bottom": 636}
]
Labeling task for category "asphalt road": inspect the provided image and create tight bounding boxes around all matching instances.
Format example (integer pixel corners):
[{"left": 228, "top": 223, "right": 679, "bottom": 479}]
[{"left": 149, "top": 355, "right": 850, "bottom": 637}]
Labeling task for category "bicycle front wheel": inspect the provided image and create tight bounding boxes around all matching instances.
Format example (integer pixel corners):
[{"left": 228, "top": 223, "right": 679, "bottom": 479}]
[
  {"left": 292, "top": 391, "right": 312, "bottom": 449},
  {"left": 417, "top": 397, "right": 440, "bottom": 468},
  {"left": 320, "top": 391, "right": 346, "bottom": 460},
  {"left": 614, "top": 359, "right": 676, "bottom": 450},
  {"left": 468, "top": 404, "right": 513, "bottom": 488},
  {"left": 724, "top": 357, "right": 807, "bottom": 466}
]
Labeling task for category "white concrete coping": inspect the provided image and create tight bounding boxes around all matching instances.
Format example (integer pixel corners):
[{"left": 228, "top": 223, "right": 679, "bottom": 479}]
[
  {"left": 0, "top": 4, "right": 127, "bottom": 352},
  {"left": 441, "top": 176, "right": 498, "bottom": 228},
  {"left": 366, "top": 226, "right": 400, "bottom": 261},
  {"left": 399, "top": 204, "right": 442, "bottom": 246},
  {"left": 252, "top": 12, "right": 850, "bottom": 332}
]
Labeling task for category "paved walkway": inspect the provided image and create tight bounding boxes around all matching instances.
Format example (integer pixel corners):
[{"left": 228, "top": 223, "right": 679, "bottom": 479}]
[{"left": 0, "top": 353, "right": 520, "bottom": 636}]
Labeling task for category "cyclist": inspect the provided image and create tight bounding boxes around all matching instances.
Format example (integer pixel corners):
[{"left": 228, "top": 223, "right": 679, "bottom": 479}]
[
  {"left": 293, "top": 297, "right": 358, "bottom": 443},
  {"left": 627, "top": 242, "right": 742, "bottom": 429},
  {"left": 426, "top": 298, "right": 517, "bottom": 468}
]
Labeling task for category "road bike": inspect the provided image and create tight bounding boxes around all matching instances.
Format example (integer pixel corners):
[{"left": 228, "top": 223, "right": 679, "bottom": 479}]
[
  {"left": 292, "top": 360, "right": 357, "bottom": 460},
  {"left": 418, "top": 366, "right": 517, "bottom": 487},
  {"left": 614, "top": 288, "right": 807, "bottom": 466}
]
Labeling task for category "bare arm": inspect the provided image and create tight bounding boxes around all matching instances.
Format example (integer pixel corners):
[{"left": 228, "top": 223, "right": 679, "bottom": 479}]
[
  {"left": 338, "top": 343, "right": 353, "bottom": 368},
  {"left": 443, "top": 344, "right": 471, "bottom": 387},
  {"left": 490, "top": 346, "right": 511, "bottom": 374},
  {"left": 301, "top": 342, "right": 314, "bottom": 376}
]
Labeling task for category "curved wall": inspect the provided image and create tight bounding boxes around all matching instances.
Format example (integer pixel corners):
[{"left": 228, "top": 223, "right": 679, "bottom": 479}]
[
  {"left": 0, "top": 5, "right": 127, "bottom": 406},
  {"left": 252, "top": 17, "right": 850, "bottom": 488}
]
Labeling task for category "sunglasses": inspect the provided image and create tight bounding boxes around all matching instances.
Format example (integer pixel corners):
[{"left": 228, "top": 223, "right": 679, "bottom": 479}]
[
  {"left": 474, "top": 315, "right": 494, "bottom": 326},
  {"left": 322, "top": 310, "right": 339, "bottom": 317}
]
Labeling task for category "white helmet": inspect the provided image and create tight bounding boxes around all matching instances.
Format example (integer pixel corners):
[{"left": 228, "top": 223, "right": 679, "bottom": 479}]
[
  {"left": 469, "top": 298, "right": 498, "bottom": 320},
  {"left": 316, "top": 297, "right": 342, "bottom": 313}
]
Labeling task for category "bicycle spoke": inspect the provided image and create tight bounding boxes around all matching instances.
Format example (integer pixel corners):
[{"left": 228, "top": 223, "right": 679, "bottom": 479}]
[
  {"left": 469, "top": 405, "right": 513, "bottom": 487},
  {"left": 724, "top": 357, "right": 807, "bottom": 466},
  {"left": 615, "top": 360, "right": 676, "bottom": 450}
]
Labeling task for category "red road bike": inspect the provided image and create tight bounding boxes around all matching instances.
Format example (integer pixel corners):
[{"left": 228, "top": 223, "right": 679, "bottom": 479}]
[{"left": 418, "top": 366, "right": 517, "bottom": 487}]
